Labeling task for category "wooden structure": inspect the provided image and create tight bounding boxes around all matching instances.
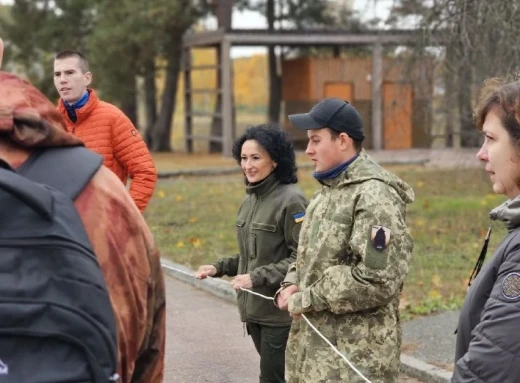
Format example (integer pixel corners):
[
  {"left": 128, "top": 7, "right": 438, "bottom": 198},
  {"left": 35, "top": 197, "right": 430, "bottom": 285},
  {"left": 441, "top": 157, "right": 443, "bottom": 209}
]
[
  {"left": 182, "top": 28, "right": 436, "bottom": 155},
  {"left": 282, "top": 57, "right": 434, "bottom": 149}
]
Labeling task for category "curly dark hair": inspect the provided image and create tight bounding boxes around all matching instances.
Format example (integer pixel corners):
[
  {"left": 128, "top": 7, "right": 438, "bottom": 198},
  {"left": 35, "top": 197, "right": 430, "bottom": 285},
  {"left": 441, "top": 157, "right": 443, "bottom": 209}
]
[{"left": 232, "top": 123, "right": 298, "bottom": 184}]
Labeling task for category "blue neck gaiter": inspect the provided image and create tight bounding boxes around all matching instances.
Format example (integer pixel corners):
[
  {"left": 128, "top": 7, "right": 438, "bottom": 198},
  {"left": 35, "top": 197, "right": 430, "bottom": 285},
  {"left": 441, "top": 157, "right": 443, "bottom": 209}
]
[
  {"left": 313, "top": 154, "right": 359, "bottom": 181},
  {"left": 64, "top": 91, "right": 89, "bottom": 123}
]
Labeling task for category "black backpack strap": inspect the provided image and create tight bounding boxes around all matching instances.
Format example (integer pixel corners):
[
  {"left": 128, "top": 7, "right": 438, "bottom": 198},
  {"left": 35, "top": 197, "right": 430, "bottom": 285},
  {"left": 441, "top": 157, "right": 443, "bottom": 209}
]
[
  {"left": 17, "top": 146, "right": 103, "bottom": 200},
  {"left": 0, "top": 167, "right": 54, "bottom": 220}
]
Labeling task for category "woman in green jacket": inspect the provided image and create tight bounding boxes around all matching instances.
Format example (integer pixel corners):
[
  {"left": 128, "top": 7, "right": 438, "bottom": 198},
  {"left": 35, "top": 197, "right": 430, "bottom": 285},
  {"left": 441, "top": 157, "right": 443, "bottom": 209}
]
[{"left": 196, "top": 123, "right": 308, "bottom": 383}]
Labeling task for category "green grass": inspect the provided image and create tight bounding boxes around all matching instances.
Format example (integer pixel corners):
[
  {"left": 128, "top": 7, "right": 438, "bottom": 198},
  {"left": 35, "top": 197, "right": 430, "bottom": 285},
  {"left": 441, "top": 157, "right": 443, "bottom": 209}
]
[{"left": 144, "top": 165, "right": 508, "bottom": 319}]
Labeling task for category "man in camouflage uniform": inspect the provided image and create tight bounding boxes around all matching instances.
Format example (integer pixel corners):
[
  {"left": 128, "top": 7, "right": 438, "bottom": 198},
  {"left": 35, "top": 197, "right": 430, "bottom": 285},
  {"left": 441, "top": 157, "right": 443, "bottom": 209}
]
[{"left": 275, "top": 98, "right": 414, "bottom": 382}]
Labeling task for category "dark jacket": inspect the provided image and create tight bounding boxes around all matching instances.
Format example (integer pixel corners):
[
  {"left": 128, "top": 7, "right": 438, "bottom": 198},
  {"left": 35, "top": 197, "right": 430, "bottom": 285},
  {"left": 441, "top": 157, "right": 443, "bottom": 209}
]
[
  {"left": 213, "top": 173, "right": 308, "bottom": 326},
  {"left": 453, "top": 197, "right": 520, "bottom": 382}
]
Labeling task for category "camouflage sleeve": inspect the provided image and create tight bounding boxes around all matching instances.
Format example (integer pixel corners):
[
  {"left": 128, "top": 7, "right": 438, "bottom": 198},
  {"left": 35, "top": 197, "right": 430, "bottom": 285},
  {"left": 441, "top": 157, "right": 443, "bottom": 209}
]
[
  {"left": 212, "top": 254, "right": 240, "bottom": 278},
  {"left": 250, "top": 201, "right": 307, "bottom": 288},
  {"left": 288, "top": 182, "right": 412, "bottom": 315},
  {"left": 283, "top": 262, "right": 298, "bottom": 286}
]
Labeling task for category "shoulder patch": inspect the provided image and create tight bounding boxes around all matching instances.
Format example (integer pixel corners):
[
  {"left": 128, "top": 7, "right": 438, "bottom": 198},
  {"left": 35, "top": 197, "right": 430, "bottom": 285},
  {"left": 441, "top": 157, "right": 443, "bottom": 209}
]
[
  {"left": 371, "top": 225, "right": 391, "bottom": 251},
  {"left": 502, "top": 272, "right": 520, "bottom": 301},
  {"left": 293, "top": 212, "right": 305, "bottom": 223}
]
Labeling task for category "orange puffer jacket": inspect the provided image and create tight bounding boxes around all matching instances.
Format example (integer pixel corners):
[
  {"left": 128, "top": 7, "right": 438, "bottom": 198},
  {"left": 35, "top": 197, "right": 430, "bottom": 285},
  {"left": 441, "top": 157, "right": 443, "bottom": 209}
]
[{"left": 57, "top": 89, "right": 157, "bottom": 212}]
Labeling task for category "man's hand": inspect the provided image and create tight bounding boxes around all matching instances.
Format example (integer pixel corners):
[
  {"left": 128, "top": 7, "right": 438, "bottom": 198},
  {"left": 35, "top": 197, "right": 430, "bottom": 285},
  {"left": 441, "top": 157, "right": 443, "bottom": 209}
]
[
  {"left": 276, "top": 284, "right": 299, "bottom": 310},
  {"left": 231, "top": 274, "right": 252, "bottom": 290},
  {"left": 195, "top": 265, "right": 217, "bottom": 279}
]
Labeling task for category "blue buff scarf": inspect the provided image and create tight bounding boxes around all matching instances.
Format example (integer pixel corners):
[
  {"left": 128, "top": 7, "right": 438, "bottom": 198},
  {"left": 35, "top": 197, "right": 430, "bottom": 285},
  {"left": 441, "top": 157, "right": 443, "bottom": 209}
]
[
  {"left": 313, "top": 154, "right": 359, "bottom": 181},
  {"left": 64, "top": 91, "right": 89, "bottom": 123}
]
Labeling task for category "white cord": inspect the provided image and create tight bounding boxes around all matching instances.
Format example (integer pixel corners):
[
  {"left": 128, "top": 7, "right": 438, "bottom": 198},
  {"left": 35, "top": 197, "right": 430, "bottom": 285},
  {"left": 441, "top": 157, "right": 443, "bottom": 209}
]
[
  {"left": 161, "top": 263, "right": 372, "bottom": 383},
  {"left": 301, "top": 313, "right": 371, "bottom": 383}
]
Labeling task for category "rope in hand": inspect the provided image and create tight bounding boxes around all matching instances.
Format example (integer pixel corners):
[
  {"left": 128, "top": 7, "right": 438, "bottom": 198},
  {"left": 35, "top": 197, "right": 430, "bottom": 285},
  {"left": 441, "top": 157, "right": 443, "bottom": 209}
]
[{"left": 161, "top": 263, "right": 372, "bottom": 383}]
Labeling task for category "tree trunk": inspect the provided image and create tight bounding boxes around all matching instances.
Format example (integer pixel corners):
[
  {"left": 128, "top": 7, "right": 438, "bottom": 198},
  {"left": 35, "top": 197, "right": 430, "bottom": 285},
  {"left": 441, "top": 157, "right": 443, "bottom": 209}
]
[
  {"left": 444, "top": 46, "right": 455, "bottom": 148},
  {"left": 267, "top": 0, "right": 281, "bottom": 123},
  {"left": 458, "top": 61, "right": 479, "bottom": 147},
  {"left": 152, "top": 30, "right": 183, "bottom": 152},
  {"left": 210, "top": 0, "right": 234, "bottom": 153},
  {"left": 266, "top": 0, "right": 282, "bottom": 122},
  {"left": 267, "top": 47, "right": 281, "bottom": 123},
  {"left": 210, "top": 47, "right": 223, "bottom": 153},
  {"left": 121, "top": 77, "right": 138, "bottom": 125},
  {"left": 144, "top": 57, "right": 157, "bottom": 146}
]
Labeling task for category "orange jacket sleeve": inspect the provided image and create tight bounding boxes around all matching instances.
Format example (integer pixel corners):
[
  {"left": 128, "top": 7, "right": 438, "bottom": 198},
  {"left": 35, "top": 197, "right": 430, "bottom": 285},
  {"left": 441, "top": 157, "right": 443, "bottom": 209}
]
[{"left": 112, "top": 113, "right": 157, "bottom": 212}]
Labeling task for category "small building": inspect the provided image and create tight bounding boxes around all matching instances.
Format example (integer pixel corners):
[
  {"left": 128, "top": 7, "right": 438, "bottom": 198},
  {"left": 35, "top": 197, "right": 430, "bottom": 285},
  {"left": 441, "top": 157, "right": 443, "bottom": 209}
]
[{"left": 282, "top": 56, "right": 434, "bottom": 149}]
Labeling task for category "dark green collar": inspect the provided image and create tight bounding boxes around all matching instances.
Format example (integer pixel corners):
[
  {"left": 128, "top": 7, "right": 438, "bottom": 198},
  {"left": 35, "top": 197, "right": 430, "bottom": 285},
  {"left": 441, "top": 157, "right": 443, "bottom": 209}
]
[{"left": 246, "top": 173, "right": 279, "bottom": 198}]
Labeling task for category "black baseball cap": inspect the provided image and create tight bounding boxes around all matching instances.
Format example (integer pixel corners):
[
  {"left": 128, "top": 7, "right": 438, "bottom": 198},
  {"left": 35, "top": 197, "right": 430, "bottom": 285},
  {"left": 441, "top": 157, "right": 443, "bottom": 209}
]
[{"left": 288, "top": 98, "right": 364, "bottom": 141}]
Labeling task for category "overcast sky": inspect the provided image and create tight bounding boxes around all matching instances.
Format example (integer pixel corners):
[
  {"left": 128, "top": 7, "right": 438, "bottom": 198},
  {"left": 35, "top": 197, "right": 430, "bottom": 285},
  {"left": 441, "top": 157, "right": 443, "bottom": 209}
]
[{"left": 0, "top": 0, "right": 392, "bottom": 57}]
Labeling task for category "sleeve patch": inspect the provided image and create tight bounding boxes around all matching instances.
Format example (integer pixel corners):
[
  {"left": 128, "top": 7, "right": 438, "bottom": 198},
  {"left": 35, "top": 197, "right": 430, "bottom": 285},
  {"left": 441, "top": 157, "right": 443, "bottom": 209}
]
[
  {"left": 370, "top": 225, "right": 391, "bottom": 251},
  {"left": 293, "top": 212, "right": 305, "bottom": 223},
  {"left": 502, "top": 272, "right": 520, "bottom": 301}
]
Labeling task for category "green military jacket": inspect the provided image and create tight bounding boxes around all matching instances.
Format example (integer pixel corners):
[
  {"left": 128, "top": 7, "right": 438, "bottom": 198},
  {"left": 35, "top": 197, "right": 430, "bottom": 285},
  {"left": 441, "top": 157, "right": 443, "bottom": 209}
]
[
  {"left": 284, "top": 150, "right": 414, "bottom": 382},
  {"left": 213, "top": 173, "right": 308, "bottom": 326}
]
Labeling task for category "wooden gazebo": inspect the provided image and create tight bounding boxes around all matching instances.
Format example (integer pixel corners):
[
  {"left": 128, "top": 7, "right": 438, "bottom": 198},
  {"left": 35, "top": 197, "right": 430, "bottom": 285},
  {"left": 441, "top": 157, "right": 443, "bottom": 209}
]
[{"left": 182, "top": 28, "right": 434, "bottom": 156}]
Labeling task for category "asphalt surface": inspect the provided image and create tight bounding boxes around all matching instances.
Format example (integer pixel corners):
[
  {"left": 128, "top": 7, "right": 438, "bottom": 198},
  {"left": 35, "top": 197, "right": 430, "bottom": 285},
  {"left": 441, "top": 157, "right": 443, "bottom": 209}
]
[
  {"left": 402, "top": 311, "right": 458, "bottom": 372},
  {"left": 165, "top": 274, "right": 426, "bottom": 382}
]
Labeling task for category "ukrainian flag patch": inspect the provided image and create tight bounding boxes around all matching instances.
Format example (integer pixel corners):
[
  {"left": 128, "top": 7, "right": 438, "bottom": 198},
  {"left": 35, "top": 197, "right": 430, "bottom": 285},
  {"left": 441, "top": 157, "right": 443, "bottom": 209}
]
[{"left": 293, "top": 212, "right": 305, "bottom": 223}]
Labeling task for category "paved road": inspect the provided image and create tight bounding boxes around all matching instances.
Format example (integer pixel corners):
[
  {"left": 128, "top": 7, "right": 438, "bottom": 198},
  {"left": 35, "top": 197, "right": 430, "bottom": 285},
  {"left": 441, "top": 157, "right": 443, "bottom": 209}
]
[{"left": 164, "top": 274, "right": 424, "bottom": 383}]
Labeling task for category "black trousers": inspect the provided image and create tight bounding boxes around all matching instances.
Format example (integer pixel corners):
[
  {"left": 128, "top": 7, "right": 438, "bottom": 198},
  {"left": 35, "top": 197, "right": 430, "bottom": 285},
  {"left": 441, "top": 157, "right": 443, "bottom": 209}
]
[{"left": 247, "top": 322, "right": 291, "bottom": 383}]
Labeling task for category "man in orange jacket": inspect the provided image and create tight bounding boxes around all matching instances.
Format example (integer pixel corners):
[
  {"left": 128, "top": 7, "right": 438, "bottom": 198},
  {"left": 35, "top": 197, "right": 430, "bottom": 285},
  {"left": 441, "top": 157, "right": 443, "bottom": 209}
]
[
  {"left": 0, "top": 37, "right": 165, "bottom": 382},
  {"left": 53, "top": 50, "right": 157, "bottom": 212}
]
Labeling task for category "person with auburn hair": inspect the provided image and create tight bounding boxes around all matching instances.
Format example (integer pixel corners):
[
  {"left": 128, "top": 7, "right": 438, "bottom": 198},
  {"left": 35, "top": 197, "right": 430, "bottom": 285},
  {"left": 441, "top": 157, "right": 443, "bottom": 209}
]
[{"left": 453, "top": 78, "right": 520, "bottom": 382}]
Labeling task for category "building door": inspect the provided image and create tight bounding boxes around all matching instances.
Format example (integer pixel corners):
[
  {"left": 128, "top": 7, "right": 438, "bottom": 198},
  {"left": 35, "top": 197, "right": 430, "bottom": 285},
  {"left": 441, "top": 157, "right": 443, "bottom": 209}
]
[
  {"left": 323, "top": 82, "right": 353, "bottom": 102},
  {"left": 383, "top": 83, "right": 413, "bottom": 149}
]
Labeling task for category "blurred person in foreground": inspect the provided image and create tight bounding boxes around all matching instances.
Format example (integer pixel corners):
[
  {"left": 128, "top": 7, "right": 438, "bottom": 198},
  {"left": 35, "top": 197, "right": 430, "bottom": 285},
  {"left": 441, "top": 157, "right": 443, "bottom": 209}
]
[
  {"left": 196, "top": 123, "right": 309, "bottom": 383},
  {"left": 0, "top": 37, "right": 166, "bottom": 382}
]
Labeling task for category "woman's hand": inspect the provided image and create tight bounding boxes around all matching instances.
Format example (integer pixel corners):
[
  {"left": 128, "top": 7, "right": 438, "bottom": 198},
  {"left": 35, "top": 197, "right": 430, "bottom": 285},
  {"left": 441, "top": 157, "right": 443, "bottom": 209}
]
[
  {"left": 231, "top": 274, "right": 253, "bottom": 290},
  {"left": 195, "top": 265, "right": 217, "bottom": 279}
]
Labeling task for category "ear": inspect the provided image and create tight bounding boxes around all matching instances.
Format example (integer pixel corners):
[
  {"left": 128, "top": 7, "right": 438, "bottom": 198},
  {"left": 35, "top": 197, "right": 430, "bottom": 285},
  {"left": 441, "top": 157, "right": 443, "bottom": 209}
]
[
  {"left": 84, "top": 71, "right": 93, "bottom": 86},
  {"left": 338, "top": 133, "right": 352, "bottom": 150},
  {"left": 273, "top": 161, "right": 278, "bottom": 169}
]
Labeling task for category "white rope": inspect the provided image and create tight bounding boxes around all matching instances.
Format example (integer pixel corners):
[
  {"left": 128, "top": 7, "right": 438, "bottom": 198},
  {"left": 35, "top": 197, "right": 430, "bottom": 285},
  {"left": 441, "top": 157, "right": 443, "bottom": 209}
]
[
  {"left": 161, "top": 263, "right": 275, "bottom": 300},
  {"left": 300, "top": 313, "right": 371, "bottom": 383},
  {"left": 238, "top": 287, "right": 274, "bottom": 300},
  {"left": 161, "top": 263, "right": 372, "bottom": 383}
]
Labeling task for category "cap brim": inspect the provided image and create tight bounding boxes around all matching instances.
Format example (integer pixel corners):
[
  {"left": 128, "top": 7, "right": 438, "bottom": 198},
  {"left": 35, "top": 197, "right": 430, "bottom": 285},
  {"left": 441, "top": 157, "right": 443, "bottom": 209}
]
[{"left": 288, "top": 113, "right": 323, "bottom": 130}]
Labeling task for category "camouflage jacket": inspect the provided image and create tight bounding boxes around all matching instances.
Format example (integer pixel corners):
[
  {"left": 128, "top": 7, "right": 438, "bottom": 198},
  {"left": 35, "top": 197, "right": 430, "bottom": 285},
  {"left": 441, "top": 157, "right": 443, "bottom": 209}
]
[
  {"left": 213, "top": 173, "right": 308, "bottom": 326},
  {"left": 284, "top": 150, "right": 414, "bottom": 383}
]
